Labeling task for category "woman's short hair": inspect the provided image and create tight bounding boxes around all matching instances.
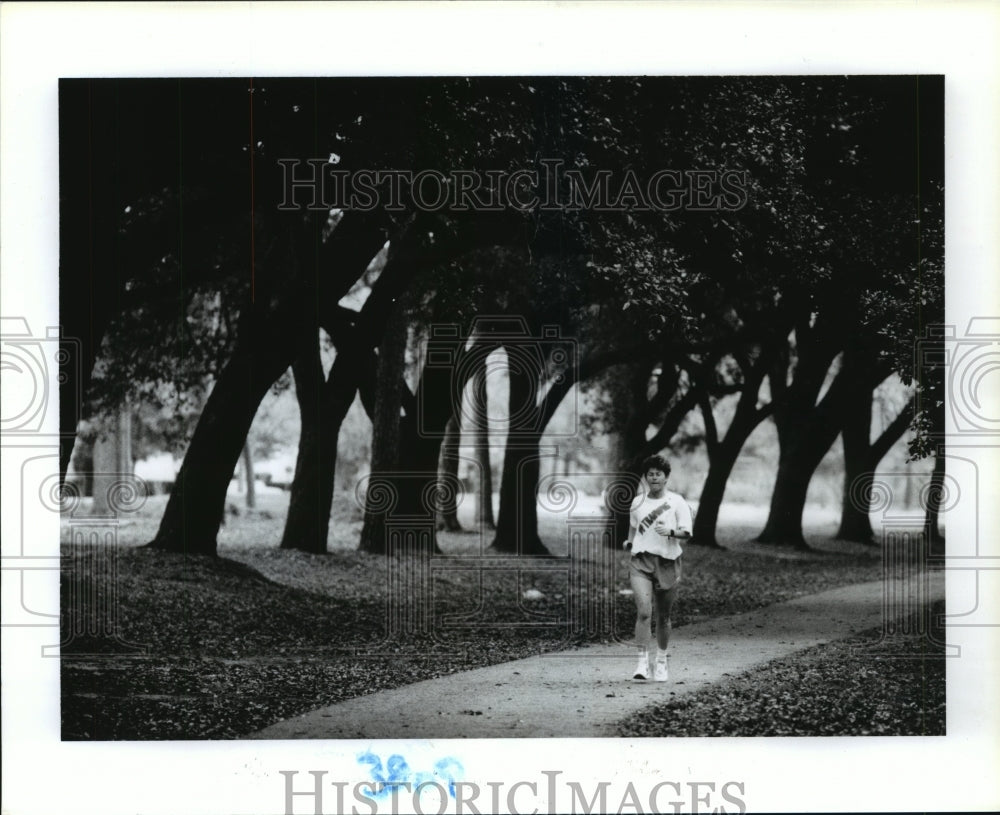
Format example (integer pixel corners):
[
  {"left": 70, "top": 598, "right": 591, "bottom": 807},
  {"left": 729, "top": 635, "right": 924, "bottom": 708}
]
[{"left": 640, "top": 455, "right": 671, "bottom": 477}]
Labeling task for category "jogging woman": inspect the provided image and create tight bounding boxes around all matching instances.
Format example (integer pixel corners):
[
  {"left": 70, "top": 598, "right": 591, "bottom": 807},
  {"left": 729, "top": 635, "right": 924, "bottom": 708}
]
[{"left": 623, "top": 455, "right": 693, "bottom": 681}]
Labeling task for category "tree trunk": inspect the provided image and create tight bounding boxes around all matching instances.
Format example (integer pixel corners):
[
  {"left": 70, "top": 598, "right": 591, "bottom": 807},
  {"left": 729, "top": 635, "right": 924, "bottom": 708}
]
[
  {"left": 924, "top": 451, "right": 945, "bottom": 549},
  {"left": 692, "top": 454, "right": 734, "bottom": 547},
  {"left": 281, "top": 217, "right": 429, "bottom": 554},
  {"left": 119, "top": 397, "right": 133, "bottom": 473},
  {"left": 492, "top": 338, "right": 647, "bottom": 555},
  {"left": 757, "top": 326, "right": 847, "bottom": 550},
  {"left": 279, "top": 213, "right": 429, "bottom": 554},
  {"left": 607, "top": 361, "right": 662, "bottom": 544},
  {"left": 280, "top": 334, "right": 338, "bottom": 553},
  {"left": 149, "top": 334, "right": 295, "bottom": 555},
  {"left": 836, "top": 386, "right": 875, "bottom": 543},
  {"left": 838, "top": 466, "right": 875, "bottom": 542},
  {"left": 690, "top": 362, "right": 773, "bottom": 548},
  {"left": 471, "top": 357, "right": 496, "bottom": 530},
  {"left": 282, "top": 334, "right": 382, "bottom": 552},
  {"left": 692, "top": 432, "right": 749, "bottom": 548},
  {"left": 836, "top": 388, "right": 914, "bottom": 543},
  {"left": 359, "top": 301, "right": 410, "bottom": 555},
  {"left": 148, "top": 212, "right": 316, "bottom": 554},
  {"left": 493, "top": 436, "right": 547, "bottom": 554},
  {"left": 755, "top": 446, "right": 821, "bottom": 549},
  {"left": 756, "top": 392, "right": 847, "bottom": 550},
  {"left": 492, "top": 353, "right": 549, "bottom": 555},
  {"left": 757, "top": 387, "right": 849, "bottom": 550},
  {"left": 390, "top": 331, "right": 466, "bottom": 546},
  {"left": 242, "top": 441, "right": 256, "bottom": 510},
  {"left": 361, "top": 319, "right": 476, "bottom": 551},
  {"left": 437, "top": 415, "right": 463, "bottom": 532}
]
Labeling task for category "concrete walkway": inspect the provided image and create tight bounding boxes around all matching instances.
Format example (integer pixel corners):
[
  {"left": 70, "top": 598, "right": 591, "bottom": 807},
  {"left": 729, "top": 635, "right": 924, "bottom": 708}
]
[{"left": 251, "top": 573, "right": 944, "bottom": 739}]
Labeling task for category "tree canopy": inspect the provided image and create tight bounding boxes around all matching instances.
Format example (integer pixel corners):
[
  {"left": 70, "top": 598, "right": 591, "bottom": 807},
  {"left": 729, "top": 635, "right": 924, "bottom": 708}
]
[{"left": 60, "top": 75, "right": 944, "bottom": 555}]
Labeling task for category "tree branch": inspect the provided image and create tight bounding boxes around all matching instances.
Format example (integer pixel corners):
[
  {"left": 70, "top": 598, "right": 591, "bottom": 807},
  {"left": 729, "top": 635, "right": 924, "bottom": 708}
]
[
  {"left": 698, "top": 391, "right": 720, "bottom": 458},
  {"left": 539, "top": 342, "right": 651, "bottom": 428},
  {"left": 870, "top": 393, "right": 915, "bottom": 465},
  {"left": 635, "top": 387, "right": 700, "bottom": 460}
]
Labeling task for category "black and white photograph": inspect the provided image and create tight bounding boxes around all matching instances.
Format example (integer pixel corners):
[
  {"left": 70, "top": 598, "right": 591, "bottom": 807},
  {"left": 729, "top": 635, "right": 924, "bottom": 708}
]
[
  {"left": 2, "top": 4, "right": 998, "bottom": 815},
  {"left": 55, "top": 72, "right": 947, "bottom": 743}
]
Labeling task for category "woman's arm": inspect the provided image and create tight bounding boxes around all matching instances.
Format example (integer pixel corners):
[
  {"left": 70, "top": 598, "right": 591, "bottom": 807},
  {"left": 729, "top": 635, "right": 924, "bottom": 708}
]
[
  {"left": 674, "top": 498, "right": 694, "bottom": 537},
  {"left": 624, "top": 523, "right": 637, "bottom": 549}
]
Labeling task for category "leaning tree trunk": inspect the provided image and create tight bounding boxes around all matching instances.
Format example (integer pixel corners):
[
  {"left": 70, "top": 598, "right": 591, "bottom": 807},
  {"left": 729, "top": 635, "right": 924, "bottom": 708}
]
[
  {"left": 690, "top": 353, "right": 774, "bottom": 549},
  {"left": 147, "top": 216, "right": 331, "bottom": 556},
  {"left": 692, "top": 453, "right": 735, "bottom": 548},
  {"left": 149, "top": 331, "right": 296, "bottom": 555},
  {"left": 148, "top": 206, "right": 390, "bottom": 555},
  {"left": 616, "top": 391, "right": 702, "bottom": 545},
  {"left": 695, "top": 408, "right": 776, "bottom": 547},
  {"left": 282, "top": 214, "right": 424, "bottom": 554},
  {"left": 491, "top": 339, "right": 646, "bottom": 555},
  {"left": 281, "top": 334, "right": 338, "bottom": 553}
]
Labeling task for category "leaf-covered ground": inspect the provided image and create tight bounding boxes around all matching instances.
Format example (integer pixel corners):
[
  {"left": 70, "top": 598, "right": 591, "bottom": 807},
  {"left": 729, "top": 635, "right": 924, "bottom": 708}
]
[
  {"left": 618, "top": 600, "right": 946, "bottom": 737},
  {"left": 60, "top": 495, "right": 917, "bottom": 740}
]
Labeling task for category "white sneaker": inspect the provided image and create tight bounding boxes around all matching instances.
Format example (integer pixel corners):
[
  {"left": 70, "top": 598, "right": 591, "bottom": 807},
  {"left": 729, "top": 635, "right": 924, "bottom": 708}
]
[
  {"left": 632, "top": 653, "right": 649, "bottom": 680},
  {"left": 653, "top": 658, "right": 669, "bottom": 682}
]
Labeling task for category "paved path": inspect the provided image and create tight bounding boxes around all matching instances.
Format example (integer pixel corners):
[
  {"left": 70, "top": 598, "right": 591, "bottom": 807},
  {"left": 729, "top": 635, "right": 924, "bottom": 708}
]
[{"left": 251, "top": 573, "right": 943, "bottom": 739}]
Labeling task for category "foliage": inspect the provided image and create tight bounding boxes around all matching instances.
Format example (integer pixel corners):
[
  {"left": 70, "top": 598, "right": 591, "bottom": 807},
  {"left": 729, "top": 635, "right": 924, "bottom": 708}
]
[
  {"left": 619, "top": 600, "right": 945, "bottom": 737},
  {"left": 67, "top": 76, "right": 943, "bottom": 554},
  {"left": 59, "top": 499, "right": 885, "bottom": 739}
]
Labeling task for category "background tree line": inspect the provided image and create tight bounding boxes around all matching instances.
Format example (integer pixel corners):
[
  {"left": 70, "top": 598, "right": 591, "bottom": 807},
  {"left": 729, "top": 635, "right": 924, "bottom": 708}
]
[{"left": 59, "top": 75, "right": 944, "bottom": 558}]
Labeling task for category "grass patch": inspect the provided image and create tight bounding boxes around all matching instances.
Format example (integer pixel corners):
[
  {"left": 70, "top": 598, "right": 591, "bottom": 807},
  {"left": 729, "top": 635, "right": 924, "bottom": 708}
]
[
  {"left": 60, "top": 496, "right": 901, "bottom": 740},
  {"left": 618, "top": 600, "right": 946, "bottom": 737}
]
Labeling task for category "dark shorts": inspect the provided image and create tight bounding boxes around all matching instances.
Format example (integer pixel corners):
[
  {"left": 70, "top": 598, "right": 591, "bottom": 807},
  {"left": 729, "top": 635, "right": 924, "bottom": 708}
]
[{"left": 629, "top": 551, "right": 682, "bottom": 591}]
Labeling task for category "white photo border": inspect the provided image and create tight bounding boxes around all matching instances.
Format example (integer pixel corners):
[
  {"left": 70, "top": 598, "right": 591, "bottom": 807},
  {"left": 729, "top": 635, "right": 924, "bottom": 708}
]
[{"left": 2, "top": 2, "right": 998, "bottom": 813}]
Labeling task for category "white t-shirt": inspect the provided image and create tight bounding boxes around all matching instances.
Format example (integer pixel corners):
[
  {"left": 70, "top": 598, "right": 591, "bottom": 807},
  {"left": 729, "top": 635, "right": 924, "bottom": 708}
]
[{"left": 629, "top": 489, "right": 693, "bottom": 560}]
